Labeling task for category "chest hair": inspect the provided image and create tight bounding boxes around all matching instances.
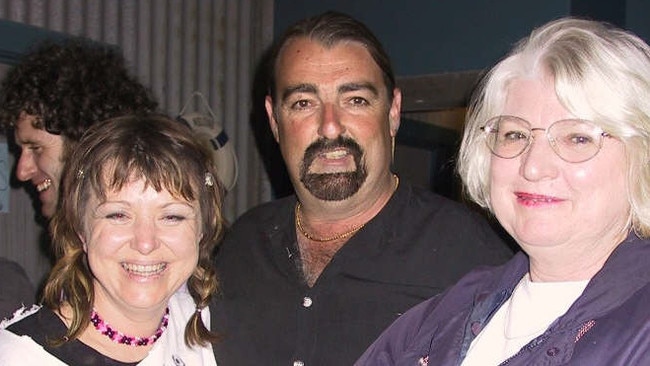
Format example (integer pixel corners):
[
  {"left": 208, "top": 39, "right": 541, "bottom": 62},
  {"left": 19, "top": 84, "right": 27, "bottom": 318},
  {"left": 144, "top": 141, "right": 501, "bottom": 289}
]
[{"left": 297, "top": 236, "right": 348, "bottom": 287}]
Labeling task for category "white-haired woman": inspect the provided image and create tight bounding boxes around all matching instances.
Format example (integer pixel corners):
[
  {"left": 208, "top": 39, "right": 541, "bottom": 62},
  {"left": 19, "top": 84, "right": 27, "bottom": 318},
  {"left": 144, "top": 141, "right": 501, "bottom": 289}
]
[{"left": 357, "top": 17, "right": 650, "bottom": 365}]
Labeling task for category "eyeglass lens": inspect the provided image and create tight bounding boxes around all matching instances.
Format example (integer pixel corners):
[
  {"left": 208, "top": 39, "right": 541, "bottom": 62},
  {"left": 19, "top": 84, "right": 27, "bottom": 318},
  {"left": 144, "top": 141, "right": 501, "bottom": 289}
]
[{"left": 483, "top": 116, "right": 606, "bottom": 163}]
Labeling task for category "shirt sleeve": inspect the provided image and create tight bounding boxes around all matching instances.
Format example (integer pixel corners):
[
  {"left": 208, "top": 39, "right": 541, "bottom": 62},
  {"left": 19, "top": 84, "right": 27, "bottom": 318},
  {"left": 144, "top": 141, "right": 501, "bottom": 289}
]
[{"left": 0, "top": 258, "right": 36, "bottom": 319}]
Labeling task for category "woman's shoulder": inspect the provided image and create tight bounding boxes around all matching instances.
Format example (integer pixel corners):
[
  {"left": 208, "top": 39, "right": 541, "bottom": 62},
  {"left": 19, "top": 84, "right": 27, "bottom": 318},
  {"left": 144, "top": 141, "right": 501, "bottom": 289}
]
[
  {"left": 1, "top": 304, "right": 41, "bottom": 327},
  {"left": 0, "top": 331, "right": 67, "bottom": 365},
  {"left": 0, "top": 306, "right": 67, "bottom": 365},
  {"left": 3, "top": 305, "right": 64, "bottom": 343},
  {"left": 3, "top": 306, "right": 143, "bottom": 365}
]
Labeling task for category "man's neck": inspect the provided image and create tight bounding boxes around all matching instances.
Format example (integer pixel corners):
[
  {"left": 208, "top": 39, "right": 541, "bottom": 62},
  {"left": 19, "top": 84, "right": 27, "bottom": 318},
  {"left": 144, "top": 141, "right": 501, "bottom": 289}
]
[{"left": 294, "top": 174, "right": 400, "bottom": 286}]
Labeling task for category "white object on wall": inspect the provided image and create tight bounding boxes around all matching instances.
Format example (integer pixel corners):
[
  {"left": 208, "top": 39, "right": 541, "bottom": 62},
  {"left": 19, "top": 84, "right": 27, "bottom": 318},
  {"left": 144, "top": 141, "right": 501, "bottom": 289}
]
[{"left": 178, "top": 91, "right": 239, "bottom": 193}]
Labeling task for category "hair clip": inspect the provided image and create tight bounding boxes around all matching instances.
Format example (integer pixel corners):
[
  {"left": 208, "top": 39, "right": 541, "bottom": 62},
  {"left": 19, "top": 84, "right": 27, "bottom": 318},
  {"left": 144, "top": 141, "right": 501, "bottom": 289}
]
[
  {"left": 204, "top": 172, "right": 214, "bottom": 187},
  {"left": 196, "top": 307, "right": 203, "bottom": 314},
  {"left": 77, "top": 169, "right": 85, "bottom": 179}
]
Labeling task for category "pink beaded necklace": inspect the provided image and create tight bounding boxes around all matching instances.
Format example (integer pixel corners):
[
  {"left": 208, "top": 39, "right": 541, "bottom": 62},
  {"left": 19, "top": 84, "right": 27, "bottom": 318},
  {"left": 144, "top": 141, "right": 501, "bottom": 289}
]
[{"left": 89, "top": 307, "right": 169, "bottom": 346}]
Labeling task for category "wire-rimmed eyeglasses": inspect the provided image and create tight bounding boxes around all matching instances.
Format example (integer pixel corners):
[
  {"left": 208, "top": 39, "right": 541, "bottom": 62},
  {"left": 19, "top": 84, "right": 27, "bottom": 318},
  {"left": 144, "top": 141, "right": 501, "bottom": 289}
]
[{"left": 480, "top": 115, "right": 611, "bottom": 163}]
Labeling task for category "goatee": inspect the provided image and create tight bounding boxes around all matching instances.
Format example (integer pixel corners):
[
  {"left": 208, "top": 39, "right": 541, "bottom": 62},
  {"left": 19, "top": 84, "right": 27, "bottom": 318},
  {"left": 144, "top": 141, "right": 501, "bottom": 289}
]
[{"left": 299, "top": 136, "right": 367, "bottom": 201}]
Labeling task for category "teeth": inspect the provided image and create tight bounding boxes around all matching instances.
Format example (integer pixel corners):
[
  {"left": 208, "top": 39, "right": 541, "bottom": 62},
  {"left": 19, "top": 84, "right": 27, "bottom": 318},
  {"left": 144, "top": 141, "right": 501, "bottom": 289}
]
[
  {"left": 522, "top": 196, "right": 555, "bottom": 203},
  {"left": 36, "top": 178, "right": 52, "bottom": 192},
  {"left": 121, "top": 263, "right": 166, "bottom": 276},
  {"left": 531, "top": 197, "right": 553, "bottom": 203},
  {"left": 323, "top": 150, "right": 347, "bottom": 159}
]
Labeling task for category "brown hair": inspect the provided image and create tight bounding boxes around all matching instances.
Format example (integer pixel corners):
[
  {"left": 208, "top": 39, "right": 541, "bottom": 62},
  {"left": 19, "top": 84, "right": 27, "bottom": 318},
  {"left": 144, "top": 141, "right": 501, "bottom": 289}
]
[
  {"left": 0, "top": 38, "right": 157, "bottom": 142},
  {"left": 267, "top": 11, "right": 396, "bottom": 102},
  {"left": 43, "top": 113, "right": 224, "bottom": 347}
]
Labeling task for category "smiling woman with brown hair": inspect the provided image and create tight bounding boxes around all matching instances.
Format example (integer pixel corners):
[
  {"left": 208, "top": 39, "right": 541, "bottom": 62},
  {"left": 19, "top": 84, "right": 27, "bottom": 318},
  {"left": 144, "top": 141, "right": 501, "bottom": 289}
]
[{"left": 0, "top": 114, "right": 223, "bottom": 365}]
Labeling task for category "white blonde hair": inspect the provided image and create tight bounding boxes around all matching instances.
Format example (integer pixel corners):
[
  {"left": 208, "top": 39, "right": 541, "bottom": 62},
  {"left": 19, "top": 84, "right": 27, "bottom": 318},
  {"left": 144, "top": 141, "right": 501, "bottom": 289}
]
[{"left": 458, "top": 17, "right": 650, "bottom": 236}]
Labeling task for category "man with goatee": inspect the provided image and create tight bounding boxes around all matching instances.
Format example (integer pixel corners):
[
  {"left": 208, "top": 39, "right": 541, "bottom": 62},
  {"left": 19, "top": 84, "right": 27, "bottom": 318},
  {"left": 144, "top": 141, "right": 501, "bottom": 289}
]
[{"left": 211, "top": 11, "right": 513, "bottom": 366}]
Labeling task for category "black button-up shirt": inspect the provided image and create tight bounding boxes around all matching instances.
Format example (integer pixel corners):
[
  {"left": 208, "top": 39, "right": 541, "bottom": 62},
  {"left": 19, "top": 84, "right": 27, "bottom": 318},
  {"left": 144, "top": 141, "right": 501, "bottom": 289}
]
[{"left": 211, "top": 183, "right": 513, "bottom": 366}]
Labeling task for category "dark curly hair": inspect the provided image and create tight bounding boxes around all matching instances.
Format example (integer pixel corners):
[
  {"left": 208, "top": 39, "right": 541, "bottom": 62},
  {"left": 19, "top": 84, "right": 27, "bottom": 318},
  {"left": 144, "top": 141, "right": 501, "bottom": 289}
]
[{"left": 0, "top": 38, "right": 158, "bottom": 143}]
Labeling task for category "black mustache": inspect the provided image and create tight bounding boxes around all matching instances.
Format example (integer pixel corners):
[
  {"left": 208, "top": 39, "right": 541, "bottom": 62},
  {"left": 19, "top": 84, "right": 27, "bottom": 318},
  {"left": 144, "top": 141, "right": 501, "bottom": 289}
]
[{"left": 302, "top": 136, "right": 362, "bottom": 166}]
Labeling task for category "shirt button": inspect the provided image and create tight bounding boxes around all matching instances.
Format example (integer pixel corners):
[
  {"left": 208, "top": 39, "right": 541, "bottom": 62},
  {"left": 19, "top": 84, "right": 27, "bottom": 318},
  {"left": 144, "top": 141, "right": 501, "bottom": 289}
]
[
  {"left": 470, "top": 321, "right": 482, "bottom": 335},
  {"left": 302, "top": 297, "right": 313, "bottom": 307},
  {"left": 546, "top": 347, "right": 560, "bottom": 356},
  {"left": 293, "top": 360, "right": 305, "bottom": 366}
]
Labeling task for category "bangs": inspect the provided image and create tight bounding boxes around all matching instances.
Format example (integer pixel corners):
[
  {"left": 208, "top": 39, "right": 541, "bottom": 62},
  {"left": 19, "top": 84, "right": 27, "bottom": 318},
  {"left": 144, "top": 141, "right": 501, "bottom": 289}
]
[{"left": 87, "top": 157, "right": 200, "bottom": 205}]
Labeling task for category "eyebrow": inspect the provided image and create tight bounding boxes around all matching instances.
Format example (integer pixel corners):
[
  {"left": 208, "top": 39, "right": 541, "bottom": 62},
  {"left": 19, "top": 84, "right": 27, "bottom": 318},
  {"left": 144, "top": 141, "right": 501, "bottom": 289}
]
[
  {"left": 13, "top": 137, "right": 36, "bottom": 147},
  {"left": 281, "top": 83, "right": 317, "bottom": 102},
  {"left": 280, "top": 81, "right": 380, "bottom": 102},
  {"left": 338, "top": 82, "right": 379, "bottom": 97}
]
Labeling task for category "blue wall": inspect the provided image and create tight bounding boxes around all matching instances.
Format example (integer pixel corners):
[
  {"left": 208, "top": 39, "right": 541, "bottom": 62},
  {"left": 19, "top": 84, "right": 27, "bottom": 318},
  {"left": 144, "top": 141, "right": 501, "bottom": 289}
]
[
  {"left": 274, "top": 0, "right": 650, "bottom": 77},
  {"left": 627, "top": 0, "right": 650, "bottom": 43},
  {"left": 0, "top": 19, "right": 68, "bottom": 65}
]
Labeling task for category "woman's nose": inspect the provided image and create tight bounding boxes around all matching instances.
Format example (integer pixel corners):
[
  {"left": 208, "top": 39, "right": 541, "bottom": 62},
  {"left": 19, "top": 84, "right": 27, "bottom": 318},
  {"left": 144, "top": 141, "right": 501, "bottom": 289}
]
[
  {"left": 131, "top": 219, "right": 160, "bottom": 254},
  {"left": 520, "top": 133, "right": 559, "bottom": 181}
]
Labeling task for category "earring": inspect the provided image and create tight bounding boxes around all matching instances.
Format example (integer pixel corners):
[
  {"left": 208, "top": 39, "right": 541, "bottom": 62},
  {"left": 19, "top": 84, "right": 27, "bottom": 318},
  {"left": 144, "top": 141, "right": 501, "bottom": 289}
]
[{"left": 204, "top": 172, "right": 215, "bottom": 187}]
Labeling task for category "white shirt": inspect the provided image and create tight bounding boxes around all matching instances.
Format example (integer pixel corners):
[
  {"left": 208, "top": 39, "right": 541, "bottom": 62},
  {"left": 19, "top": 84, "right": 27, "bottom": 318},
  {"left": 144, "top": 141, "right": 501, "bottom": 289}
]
[
  {"left": 0, "top": 287, "right": 217, "bottom": 366},
  {"left": 461, "top": 273, "right": 588, "bottom": 366}
]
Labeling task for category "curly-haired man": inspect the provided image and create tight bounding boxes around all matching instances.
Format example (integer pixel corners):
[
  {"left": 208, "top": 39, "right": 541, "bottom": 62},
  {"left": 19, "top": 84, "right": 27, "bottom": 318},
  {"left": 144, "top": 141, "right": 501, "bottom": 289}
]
[{"left": 0, "top": 39, "right": 158, "bottom": 219}]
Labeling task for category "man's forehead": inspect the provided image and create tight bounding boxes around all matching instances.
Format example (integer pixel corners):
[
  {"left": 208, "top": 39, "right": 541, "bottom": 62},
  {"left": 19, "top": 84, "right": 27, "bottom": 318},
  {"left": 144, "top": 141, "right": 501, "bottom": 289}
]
[
  {"left": 15, "top": 113, "right": 41, "bottom": 129},
  {"left": 14, "top": 114, "right": 56, "bottom": 144},
  {"left": 277, "top": 39, "right": 384, "bottom": 88},
  {"left": 278, "top": 37, "right": 372, "bottom": 66}
]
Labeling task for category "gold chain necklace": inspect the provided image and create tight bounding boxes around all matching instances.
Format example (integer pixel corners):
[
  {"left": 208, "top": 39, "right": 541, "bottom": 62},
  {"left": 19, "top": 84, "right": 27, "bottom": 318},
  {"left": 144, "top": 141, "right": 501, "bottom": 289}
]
[{"left": 295, "top": 175, "right": 399, "bottom": 242}]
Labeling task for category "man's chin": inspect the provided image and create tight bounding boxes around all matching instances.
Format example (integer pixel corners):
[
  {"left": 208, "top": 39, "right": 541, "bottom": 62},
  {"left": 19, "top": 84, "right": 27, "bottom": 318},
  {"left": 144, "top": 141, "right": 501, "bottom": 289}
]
[
  {"left": 40, "top": 201, "right": 56, "bottom": 220},
  {"left": 302, "top": 172, "right": 365, "bottom": 201}
]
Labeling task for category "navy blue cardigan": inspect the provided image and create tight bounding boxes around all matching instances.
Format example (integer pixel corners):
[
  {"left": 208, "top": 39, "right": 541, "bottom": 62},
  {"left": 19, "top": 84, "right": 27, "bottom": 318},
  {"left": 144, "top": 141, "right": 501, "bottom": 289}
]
[{"left": 358, "top": 233, "right": 650, "bottom": 365}]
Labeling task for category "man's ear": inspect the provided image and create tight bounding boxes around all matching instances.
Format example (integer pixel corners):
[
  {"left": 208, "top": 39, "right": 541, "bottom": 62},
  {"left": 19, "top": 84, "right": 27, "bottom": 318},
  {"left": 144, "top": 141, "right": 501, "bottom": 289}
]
[
  {"left": 265, "top": 96, "right": 280, "bottom": 143},
  {"left": 389, "top": 88, "right": 402, "bottom": 137}
]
